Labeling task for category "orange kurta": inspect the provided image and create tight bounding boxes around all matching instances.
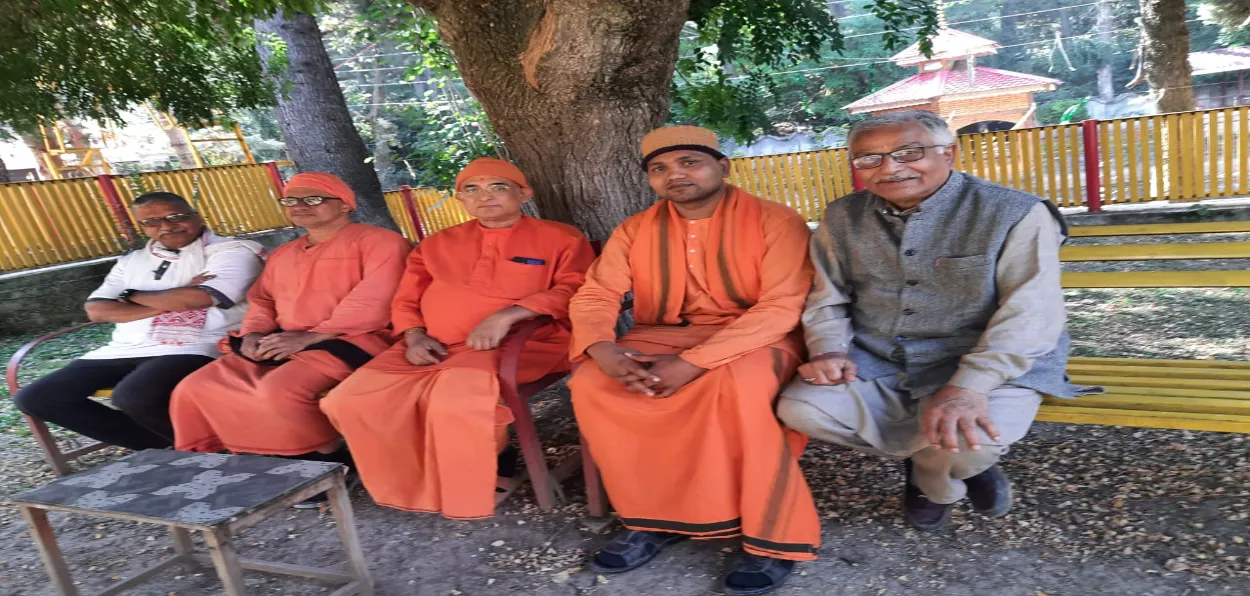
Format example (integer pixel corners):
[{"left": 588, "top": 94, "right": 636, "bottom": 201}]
[
  {"left": 568, "top": 186, "right": 822, "bottom": 561},
  {"left": 321, "top": 217, "right": 594, "bottom": 519},
  {"left": 172, "top": 223, "right": 412, "bottom": 455}
]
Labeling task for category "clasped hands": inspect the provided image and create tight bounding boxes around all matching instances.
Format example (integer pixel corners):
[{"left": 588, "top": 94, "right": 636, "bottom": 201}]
[
  {"left": 404, "top": 306, "right": 538, "bottom": 366},
  {"left": 240, "top": 330, "right": 333, "bottom": 361},
  {"left": 800, "top": 351, "right": 1001, "bottom": 454},
  {"left": 586, "top": 341, "right": 706, "bottom": 398}
]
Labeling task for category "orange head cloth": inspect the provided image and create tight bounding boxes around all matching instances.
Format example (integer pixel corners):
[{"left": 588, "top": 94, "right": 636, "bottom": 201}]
[
  {"left": 284, "top": 172, "right": 357, "bottom": 210},
  {"left": 454, "top": 158, "right": 529, "bottom": 191},
  {"left": 640, "top": 125, "right": 726, "bottom": 167}
]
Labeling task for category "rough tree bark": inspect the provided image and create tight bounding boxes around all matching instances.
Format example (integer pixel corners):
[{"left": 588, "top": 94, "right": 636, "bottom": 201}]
[
  {"left": 0, "top": 155, "right": 10, "bottom": 183},
  {"left": 1096, "top": 0, "right": 1115, "bottom": 102},
  {"left": 1139, "top": 0, "right": 1194, "bottom": 114},
  {"left": 164, "top": 126, "right": 202, "bottom": 168},
  {"left": 255, "top": 10, "right": 397, "bottom": 230},
  {"left": 412, "top": 1, "right": 689, "bottom": 240}
]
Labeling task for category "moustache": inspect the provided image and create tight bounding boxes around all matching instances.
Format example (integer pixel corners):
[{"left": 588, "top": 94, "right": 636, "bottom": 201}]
[
  {"left": 159, "top": 228, "right": 188, "bottom": 235},
  {"left": 878, "top": 175, "right": 918, "bottom": 183}
]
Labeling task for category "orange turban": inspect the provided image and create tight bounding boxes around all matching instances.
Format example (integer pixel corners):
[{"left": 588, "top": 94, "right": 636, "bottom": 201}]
[
  {"left": 640, "top": 125, "right": 725, "bottom": 167},
  {"left": 284, "top": 172, "right": 357, "bottom": 210},
  {"left": 455, "top": 158, "right": 529, "bottom": 191}
]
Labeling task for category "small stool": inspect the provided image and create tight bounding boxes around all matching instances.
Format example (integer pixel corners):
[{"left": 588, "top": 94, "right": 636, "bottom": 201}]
[{"left": 12, "top": 450, "right": 374, "bottom": 596}]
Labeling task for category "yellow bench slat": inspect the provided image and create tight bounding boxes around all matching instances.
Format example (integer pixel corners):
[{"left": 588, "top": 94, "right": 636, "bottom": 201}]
[
  {"left": 1067, "top": 363, "right": 1250, "bottom": 381},
  {"left": 1062, "top": 270, "right": 1250, "bottom": 288},
  {"left": 1095, "top": 385, "right": 1250, "bottom": 400},
  {"left": 1061, "top": 242, "right": 1250, "bottom": 261},
  {"left": 93, "top": 390, "right": 113, "bottom": 398},
  {"left": 1045, "top": 394, "right": 1250, "bottom": 415},
  {"left": 1068, "top": 221, "right": 1250, "bottom": 237},
  {"left": 1068, "top": 374, "right": 1250, "bottom": 391},
  {"left": 1036, "top": 405, "right": 1250, "bottom": 433},
  {"left": 1069, "top": 357, "right": 1250, "bottom": 369}
]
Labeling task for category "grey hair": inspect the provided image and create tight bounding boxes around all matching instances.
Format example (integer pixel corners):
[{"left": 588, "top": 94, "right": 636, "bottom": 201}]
[{"left": 848, "top": 110, "right": 955, "bottom": 146}]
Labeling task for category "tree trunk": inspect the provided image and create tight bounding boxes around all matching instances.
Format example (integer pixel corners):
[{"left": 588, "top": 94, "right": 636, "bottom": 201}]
[
  {"left": 1140, "top": 0, "right": 1194, "bottom": 114},
  {"left": 413, "top": 0, "right": 689, "bottom": 240},
  {"left": 164, "top": 126, "right": 202, "bottom": 168},
  {"left": 1096, "top": 0, "right": 1115, "bottom": 102},
  {"left": 368, "top": 56, "right": 397, "bottom": 189},
  {"left": 255, "top": 10, "right": 397, "bottom": 230},
  {"left": 0, "top": 155, "right": 9, "bottom": 183}
]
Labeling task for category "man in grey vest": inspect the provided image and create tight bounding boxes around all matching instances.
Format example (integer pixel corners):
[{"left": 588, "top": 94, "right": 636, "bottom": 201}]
[{"left": 777, "top": 110, "right": 1080, "bottom": 532}]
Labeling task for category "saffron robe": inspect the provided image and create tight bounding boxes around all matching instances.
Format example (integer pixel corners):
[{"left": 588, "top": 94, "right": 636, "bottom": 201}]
[
  {"left": 321, "top": 217, "right": 594, "bottom": 520},
  {"left": 568, "top": 186, "right": 822, "bottom": 561},
  {"left": 171, "top": 224, "right": 412, "bottom": 455}
]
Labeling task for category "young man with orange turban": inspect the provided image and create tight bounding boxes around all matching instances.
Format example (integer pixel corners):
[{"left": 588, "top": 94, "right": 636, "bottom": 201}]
[
  {"left": 171, "top": 172, "right": 411, "bottom": 466},
  {"left": 321, "top": 158, "right": 594, "bottom": 520},
  {"left": 568, "top": 126, "right": 820, "bottom": 595}
]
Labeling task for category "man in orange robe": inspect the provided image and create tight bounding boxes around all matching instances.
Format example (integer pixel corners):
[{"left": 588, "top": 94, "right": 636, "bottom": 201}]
[
  {"left": 568, "top": 126, "right": 820, "bottom": 595},
  {"left": 171, "top": 173, "right": 411, "bottom": 462},
  {"left": 321, "top": 158, "right": 594, "bottom": 520}
]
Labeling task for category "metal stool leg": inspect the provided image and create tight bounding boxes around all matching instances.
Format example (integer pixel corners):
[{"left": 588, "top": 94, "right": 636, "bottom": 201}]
[
  {"left": 328, "top": 474, "right": 375, "bottom": 596},
  {"left": 20, "top": 506, "right": 78, "bottom": 596}
]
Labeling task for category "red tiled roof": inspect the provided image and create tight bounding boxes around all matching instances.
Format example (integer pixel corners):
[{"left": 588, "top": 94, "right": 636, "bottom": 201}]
[
  {"left": 1190, "top": 47, "right": 1250, "bottom": 77},
  {"left": 892, "top": 28, "right": 1000, "bottom": 66},
  {"left": 844, "top": 66, "right": 1062, "bottom": 112}
]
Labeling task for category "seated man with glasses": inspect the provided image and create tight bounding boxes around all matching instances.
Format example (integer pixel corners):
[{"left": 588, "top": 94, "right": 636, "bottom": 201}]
[
  {"left": 777, "top": 110, "right": 1082, "bottom": 532},
  {"left": 171, "top": 172, "right": 411, "bottom": 469},
  {"left": 321, "top": 158, "right": 594, "bottom": 520},
  {"left": 14, "top": 191, "right": 264, "bottom": 452}
]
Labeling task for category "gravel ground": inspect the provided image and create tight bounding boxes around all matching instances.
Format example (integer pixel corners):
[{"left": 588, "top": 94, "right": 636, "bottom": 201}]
[{"left": 0, "top": 247, "right": 1247, "bottom": 595}]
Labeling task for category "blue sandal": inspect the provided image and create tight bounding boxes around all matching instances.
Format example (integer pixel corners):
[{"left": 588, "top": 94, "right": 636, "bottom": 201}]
[
  {"left": 723, "top": 553, "right": 796, "bottom": 596},
  {"left": 589, "top": 529, "right": 687, "bottom": 574}
]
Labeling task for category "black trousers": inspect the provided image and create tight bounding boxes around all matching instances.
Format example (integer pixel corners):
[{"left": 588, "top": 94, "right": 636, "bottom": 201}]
[{"left": 13, "top": 354, "right": 215, "bottom": 451}]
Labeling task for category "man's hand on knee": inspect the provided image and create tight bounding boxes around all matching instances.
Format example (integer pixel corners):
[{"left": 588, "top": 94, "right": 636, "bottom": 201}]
[
  {"left": 922, "top": 386, "right": 1001, "bottom": 453},
  {"left": 797, "top": 352, "right": 857, "bottom": 386}
]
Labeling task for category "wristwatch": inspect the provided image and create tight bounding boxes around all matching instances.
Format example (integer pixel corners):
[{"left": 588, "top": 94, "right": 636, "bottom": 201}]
[{"left": 117, "top": 289, "right": 139, "bottom": 304}]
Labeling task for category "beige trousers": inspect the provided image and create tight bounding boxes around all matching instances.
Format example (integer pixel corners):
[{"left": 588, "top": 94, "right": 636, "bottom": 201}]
[{"left": 777, "top": 374, "right": 1041, "bottom": 504}]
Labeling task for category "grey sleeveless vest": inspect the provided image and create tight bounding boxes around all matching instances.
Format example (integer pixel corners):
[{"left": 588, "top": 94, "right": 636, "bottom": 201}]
[{"left": 822, "top": 172, "right": 1079, "bottom": 398}]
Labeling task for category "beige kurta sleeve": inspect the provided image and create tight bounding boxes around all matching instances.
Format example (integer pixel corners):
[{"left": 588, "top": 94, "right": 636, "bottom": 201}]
[{"left": 947, "top": 202, "right": 1067, "bottom": 394}]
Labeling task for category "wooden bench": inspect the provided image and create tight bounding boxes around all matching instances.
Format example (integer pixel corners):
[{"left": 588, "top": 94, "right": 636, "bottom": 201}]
[
  {"left": 1039, "top": 220, "right": 1250, "bottom": 433},
  {"left": 6, "top": 321, "right": 604, "bottom": 516}
]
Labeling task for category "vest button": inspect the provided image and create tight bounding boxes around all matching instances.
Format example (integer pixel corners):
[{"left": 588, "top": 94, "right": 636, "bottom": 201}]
[
  {"left": 902, "top": 309, "right": 916, "bottom": 316},
  {"left": 903, "top": 249, "right": 917, "bottom": 256}
]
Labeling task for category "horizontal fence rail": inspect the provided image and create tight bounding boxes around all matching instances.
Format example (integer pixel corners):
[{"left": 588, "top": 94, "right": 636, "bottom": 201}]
[{"left": 5, "top": 106, "right": 1250, "bottom": 273}]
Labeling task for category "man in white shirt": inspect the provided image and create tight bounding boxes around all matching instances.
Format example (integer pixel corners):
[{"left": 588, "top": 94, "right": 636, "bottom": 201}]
[{"left": 13, "top": 192, "right": 265, "bottom": 451}]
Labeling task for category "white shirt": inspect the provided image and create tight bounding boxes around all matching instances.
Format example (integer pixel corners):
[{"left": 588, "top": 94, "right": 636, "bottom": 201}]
[{"left": 82, "top": 230, "right": 266, "bottom": 360}]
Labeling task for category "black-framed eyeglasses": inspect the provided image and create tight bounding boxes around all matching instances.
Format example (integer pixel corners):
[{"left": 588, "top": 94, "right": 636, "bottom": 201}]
[
  {"left": 278, "top": 196, "right": 340, "bottom": 207},
  {"left": 138, "top": 213, "right": 196, "bottom": 227},
  {"left": 850, "top": 145, "right": 952, "bottom": 170}
]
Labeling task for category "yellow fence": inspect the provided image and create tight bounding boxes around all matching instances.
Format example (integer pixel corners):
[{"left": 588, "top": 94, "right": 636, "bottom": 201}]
[
  {"left": 728, "top": 148, "right": 857, "bottom": 221},
  {"left": 0, "top": 178, "right": 130, "bottom": 272},
  {"left": 383, "top": 187, "right": 473, "bottom": 241},
  {"left": 957, "top": 124, "right": 1087, "bottom": 208},
  {"left": 113, "top": 164, "right": 287, "bottom": 235},
  {"left": 1098, "top": 107, "right": 1250, "bottom": 204}
]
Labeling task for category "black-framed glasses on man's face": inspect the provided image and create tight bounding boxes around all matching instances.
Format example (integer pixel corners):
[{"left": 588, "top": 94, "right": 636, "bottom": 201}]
[
  {"left": 278, "top": 196, "right": 338, "bottom": 207},
  {"left": 850, "top": 145, "right": 951, "bottom": 170},
  {"left": 458, "top": 183, "right": 513, "bottom": 197},
  {"left": 138, "top": 213, "right": 196, "bottom": 228}
]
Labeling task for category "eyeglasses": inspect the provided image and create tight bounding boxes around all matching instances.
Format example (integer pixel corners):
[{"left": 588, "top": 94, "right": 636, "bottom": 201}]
[
  {"left": 278, "top": 196, "right": 339, "bottom": 207},
  {"left": 138, "top": 213, "right": 196, "bottom": 227},
  {"left": 458, "top": 183, "right": 513, "bottom": 197},
  {"left": 850, "top": 145, "right": 951, "bottom": 170}
]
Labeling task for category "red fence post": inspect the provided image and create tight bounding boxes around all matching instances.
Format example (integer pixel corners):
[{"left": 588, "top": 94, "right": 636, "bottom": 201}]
[
  {"left": 400, "top": 185, "right": 426, "bottom": 242},
  {"left": 95, "top": 174, "right": 139, "bottom": 245},
  {"left": 265, "top": 161, "right": 285, "bottom": 195},
  {"left": 1080, "top": 119, "right": 1103, "bottom": 213}
]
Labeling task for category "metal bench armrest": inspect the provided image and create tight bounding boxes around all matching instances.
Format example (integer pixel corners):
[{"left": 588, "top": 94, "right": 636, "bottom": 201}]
[{"left": 6, "top": 323, "right": 103, "bottom": 396}]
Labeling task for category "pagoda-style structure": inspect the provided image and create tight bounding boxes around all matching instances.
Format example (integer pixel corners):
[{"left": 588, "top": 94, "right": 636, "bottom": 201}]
[{"left": 844, "top": 25, "right": 1062, "bottom": 133}]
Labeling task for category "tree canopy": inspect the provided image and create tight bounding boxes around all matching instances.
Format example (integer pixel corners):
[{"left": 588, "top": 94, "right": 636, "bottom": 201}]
[{"left": 0, "top": 0, "right": 318, "bottom": 132}]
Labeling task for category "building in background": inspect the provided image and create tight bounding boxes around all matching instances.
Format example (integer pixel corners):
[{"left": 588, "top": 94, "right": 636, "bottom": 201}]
[{"left": 843, "top": 26, "right": 1062, "bottom": 134}]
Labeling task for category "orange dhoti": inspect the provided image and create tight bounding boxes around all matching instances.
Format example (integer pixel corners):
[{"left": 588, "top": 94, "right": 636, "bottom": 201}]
[
  {"left": 570, "top": 324, "right": 821, "bottom": 561},
  {"left": 171, "top": 335, "right": 391, "bottom": 455},
  {"left": 322, "top": 327, "right": 571, "bottom": 520}
]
